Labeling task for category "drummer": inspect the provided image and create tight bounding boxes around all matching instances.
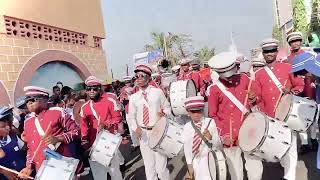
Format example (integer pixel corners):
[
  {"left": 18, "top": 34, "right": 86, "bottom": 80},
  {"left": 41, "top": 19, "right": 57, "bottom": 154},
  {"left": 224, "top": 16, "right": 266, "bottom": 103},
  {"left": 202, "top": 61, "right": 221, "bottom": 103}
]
[
  {"left": 182, "top": 96, "right": 221, "bottom": 180},
  {"left": 206, "top": 52, "right": 261, "bottom": 180},
  {"left": 127, "top": 64, "right": 171, "bottom": 180},
  {"left": 286, "top": 32, "right": 304, "bottom": 64},
  {"left": 80, "top": 76, "right": 123, "bottom": 180},
  {"left": 251, "top": 38, "right": 305, "bottom": 180},
  {"left": 0, "top": 106, "right": 26, "bottom": 180}
]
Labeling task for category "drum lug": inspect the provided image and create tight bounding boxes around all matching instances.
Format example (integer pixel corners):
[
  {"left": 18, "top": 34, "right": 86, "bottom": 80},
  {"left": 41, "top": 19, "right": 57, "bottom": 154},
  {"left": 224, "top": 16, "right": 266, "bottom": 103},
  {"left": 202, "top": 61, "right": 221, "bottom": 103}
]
[
  {"left": 309, "top": 105, "right": 316, "bottom": 108},
  {"left": 177, "top": 140, "right": 184, "bottom": 144},
  {"left": 306, "top": 118, "right": 312, "bottom": 122},
  {"left": 289, "top": 114, "right": 298, "bottom": 118},
  {"left": 260, "top": 150, "right": 265, "bottom": 154},
  {"left": 268, "top": 135, "right": 275, "bottom": 139},
  {"left": 274, "top": 156, "right": 280, "bottom": 161},
  {"left": 176, "top": 132, "right": 181, "bottom": 136},
  {"left": 166, "top": 135, "right": 172, "bottom": 139},
  {"left": 282, "top": 141, "right": 289, "bottom": 145},
  {"left": 270, "top": 119, "right": 275, "bottom": 123},
  {"left": 283, "top": 125, "right": 289, "bottom": 128}
]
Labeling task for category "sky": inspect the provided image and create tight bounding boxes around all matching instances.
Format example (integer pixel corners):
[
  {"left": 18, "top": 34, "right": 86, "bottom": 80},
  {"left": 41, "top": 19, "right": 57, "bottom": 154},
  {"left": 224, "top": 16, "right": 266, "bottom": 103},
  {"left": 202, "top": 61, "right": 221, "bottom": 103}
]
[{"left": 101, "top": 0, "right": 274, "bottom": 79}]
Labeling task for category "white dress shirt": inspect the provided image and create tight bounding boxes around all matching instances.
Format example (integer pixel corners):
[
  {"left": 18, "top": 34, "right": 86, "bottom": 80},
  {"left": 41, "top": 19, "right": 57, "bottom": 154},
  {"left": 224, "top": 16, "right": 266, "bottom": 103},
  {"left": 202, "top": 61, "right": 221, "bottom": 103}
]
[{"left": 128, "top": 86, "right": 171, "bottom": 131}]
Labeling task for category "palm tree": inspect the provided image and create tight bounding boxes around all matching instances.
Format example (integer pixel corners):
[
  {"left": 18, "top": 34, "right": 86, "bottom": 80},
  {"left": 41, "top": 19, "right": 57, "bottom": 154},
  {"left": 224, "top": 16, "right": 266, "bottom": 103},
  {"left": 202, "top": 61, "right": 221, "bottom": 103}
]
[
  {"left": 293, "top": 0, "right": 308, "bottom": 35},
  {"left": 194, "top": 47, "right": 215, "bottom": 63}
]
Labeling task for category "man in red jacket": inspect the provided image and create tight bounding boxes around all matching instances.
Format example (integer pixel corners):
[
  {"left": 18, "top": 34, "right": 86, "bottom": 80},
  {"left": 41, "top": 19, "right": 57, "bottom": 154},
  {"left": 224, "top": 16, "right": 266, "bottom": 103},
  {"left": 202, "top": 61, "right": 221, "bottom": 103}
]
[
  {"left": 286, "top": 32, "right": 304, "bottom": 64},
  {"left": 80, "top": 76, "right": 123, "bottom": 180},
  {"left": 252, "top": 38, "right": 305, "bottom": 180},
  {"left": 19, "top": 86, "right": 80, "bottom": 179},
  {"left": 207, "top": 52, "right": 261, "bottom": 180}
]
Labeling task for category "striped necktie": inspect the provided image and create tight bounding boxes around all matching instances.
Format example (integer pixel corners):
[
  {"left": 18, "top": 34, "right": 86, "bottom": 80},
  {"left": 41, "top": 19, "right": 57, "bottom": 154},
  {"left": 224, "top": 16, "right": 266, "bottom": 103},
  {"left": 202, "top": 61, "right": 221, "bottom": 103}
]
[
  {"left": 192, "top": 122, "right": 202, "bottom": 156},
  {"left": 142, "top": 92, "right": 149, "bottom": 126}
]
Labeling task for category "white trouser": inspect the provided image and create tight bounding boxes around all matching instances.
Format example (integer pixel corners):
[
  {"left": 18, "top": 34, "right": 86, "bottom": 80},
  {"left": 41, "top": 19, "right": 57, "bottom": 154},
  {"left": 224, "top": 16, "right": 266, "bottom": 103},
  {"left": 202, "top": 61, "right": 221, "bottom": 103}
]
[
  {"left": 192, "top": 152, "right": 212, "bottom": 180},
  {"left": 126, "top": 114, "right": 139, "bottom": 147},
  {"left": 300, "top": 122, "right": 318, "bottom": 145},
  {"left": 140, "top": 129, "right": 169, "bottom": 180},
  {"left": 89, "top": 150, "right": 122, "bottom": 180},
  {"left": 280, "top": 132, "right": 298, "bottom": 180},
  {"left": 224, "top": 147, "right": 263, "bottom": 180}
]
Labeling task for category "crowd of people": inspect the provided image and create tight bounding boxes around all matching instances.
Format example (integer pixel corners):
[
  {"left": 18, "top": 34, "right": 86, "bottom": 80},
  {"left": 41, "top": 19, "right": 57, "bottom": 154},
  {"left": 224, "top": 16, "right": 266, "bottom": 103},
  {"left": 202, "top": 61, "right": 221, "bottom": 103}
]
[{"left": 0, "top": 31, "right": 320, "bottom": 180}]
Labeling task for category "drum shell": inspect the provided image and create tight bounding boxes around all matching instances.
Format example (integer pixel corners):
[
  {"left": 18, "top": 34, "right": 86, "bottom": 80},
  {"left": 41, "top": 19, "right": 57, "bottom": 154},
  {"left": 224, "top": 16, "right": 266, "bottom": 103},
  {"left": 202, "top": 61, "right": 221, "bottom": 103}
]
[
  {"left": 208, "top": 149, "right": 229, "bottom": 180},
  {"left": 275, "top": 94, "right": 318, "bottom": 132},
  {"left": 239, "top": 112, "right": 292, "bottom": 162},
  {"left": 169, "top": 80, "right": 197, "bottom": 116},
  {"left": 148, "top": 118, "right": 184, "bottom": 158}
]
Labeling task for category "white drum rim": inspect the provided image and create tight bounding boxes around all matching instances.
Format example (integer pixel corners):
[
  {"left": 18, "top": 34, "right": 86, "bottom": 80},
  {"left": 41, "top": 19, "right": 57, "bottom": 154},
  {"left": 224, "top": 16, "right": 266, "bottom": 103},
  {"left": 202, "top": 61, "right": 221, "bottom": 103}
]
[
  {"left": 239, "top": 112, "right": 269, "bottom": 152},
  {"left": 148, "top": 118, "right": 169, "bottom": 148},
  {"left": 208, "top": 150, "right": 229, "bottom": 180},
  {"left": 275, "top": 94, "right": 292, "bottom": 122}
]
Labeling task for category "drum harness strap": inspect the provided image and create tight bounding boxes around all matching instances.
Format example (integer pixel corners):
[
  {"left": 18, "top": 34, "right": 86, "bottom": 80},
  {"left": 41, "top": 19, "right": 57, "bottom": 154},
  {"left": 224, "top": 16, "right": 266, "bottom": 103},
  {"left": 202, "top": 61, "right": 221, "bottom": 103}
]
[
  {"left": 264, "top": 66, "right": 283, "bottom": 91},
  {"left": 191, "top": 119, "right": 230, "bottom": 180}
]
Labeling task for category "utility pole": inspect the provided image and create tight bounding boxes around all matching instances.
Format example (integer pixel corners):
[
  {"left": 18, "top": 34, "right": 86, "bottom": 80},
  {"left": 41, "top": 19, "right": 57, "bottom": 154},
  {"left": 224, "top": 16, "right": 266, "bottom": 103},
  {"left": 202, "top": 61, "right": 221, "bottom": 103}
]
[{"left": 126, "top": 64, "right": 129, "bottom": 76}]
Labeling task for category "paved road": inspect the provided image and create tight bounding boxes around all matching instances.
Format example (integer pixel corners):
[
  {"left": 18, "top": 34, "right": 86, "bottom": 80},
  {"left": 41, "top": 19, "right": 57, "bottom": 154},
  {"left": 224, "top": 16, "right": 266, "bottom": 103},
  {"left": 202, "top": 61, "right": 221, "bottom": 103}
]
[{"left": 81, "top": 140, "right": 320, "bottom": 180}]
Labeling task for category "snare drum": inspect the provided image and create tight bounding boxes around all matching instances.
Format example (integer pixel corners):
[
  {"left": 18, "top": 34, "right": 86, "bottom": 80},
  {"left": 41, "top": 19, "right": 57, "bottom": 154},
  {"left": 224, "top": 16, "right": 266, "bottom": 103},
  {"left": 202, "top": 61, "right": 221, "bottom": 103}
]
[
  {"left": 148, "top": 117, "right": 184, "bottom": 158},
  {"left": 169, "top": 80, "right": 197, "bottom": 115},
  {"left": 208, "top": 149, "right": 229, "bottom": 180},
  {"left": 89, "top": 130, "right": 122, "bottom": 167},
  {"left": 36, "top": 157, "right": 79, "bottom": 180},
  {"left": 239, "top": 112, "right": 292, "bottom": 162},
  {"left": 275, "top": 94, "right": 318, "bottom": 132}
]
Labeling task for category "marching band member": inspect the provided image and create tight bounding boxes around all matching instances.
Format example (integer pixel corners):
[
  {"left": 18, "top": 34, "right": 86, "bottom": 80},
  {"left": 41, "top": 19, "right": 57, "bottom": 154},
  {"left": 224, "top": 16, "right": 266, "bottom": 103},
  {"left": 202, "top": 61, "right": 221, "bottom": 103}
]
[
  {"left": 182, "top": 96, "right": 221, "bottom": 180},
  {"left": 286, "top": 32, "right": 304, "bottom": 64},
  {"left": 80, "top": 76, "right": 123, "bottom": 180},
  {"left": 19, "top": 86, "right": 80, "bottom": 179},
  {"left": 120, "top": 76, "right": 139, "bottom": 150},
  {"left": 178, "top": 58, "right": 204, "bottom": 94},
  {"left": 127, "top": 64, "right": 171, "bottom": 180},
  {"left": 207, "top": 52, "right": 262, "bottom": 180},
  {"left": 252, "top": 39, "right": 304, "bottom": 180},
  {"left": 172, "top": 65, "right": 180, "bottom": 76},
  {"left": 0, "top": 106, "right": 26, "bottom": 180}
]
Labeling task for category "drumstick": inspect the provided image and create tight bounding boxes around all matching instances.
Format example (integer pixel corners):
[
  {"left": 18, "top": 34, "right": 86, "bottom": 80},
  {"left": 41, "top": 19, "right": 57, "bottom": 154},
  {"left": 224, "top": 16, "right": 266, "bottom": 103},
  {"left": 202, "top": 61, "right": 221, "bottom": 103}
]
[
  {"left": 30, "top": 121, "right": 52, "bottom": 163},
  {"left": 0, "top": 165, "right": 34, "bottom": 179},
  {"left": 273, "top": 80, "right": 288, "bottom": 113},
  {"left": 240, "top": 78, "right": 253, "bottom": 122}
]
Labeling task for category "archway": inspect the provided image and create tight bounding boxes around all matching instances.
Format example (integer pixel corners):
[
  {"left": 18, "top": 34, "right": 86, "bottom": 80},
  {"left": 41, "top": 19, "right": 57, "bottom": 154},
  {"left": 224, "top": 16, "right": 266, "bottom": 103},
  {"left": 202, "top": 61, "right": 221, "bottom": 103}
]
[
  {"left": 0, "top": 81, "right": 10, "bottom": 105},
  {"left": 14, "top": 50, "right": 91, "bottom": 100}
]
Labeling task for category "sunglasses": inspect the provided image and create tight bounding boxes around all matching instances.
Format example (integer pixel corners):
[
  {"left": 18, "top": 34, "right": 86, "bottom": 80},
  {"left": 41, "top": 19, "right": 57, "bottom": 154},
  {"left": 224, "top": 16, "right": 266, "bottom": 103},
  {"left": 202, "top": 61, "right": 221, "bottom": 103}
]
[
  {"left": 26, "top": 96, "right": 46, "bottom": 103},
  {"left": 188, "top": 109, "right": 203, "bottom": 113},
  {"left": 135, "top": 73, "right": 148, "bottom": 79},
  {"left": 86, "top": 86, "right": 101, "bottom": 91},
  {"left": 263, "top": 49, "right": 278, "bottom": 54}
]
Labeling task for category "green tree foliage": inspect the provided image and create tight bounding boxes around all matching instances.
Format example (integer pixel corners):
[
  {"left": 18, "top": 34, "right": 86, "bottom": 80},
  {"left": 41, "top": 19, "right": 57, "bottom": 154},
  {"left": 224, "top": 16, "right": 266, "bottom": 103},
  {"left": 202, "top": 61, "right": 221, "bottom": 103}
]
[
  {"left": 272, "top": 25, "right": 283, "bottom": 46},
  {"left": 310, "top": 0, "right": 320, "bottom": 32},
  {"left": 293, "top": 0, "right": 308, "bottom": 35},
  {"left": 194, "top": 47, "right": 215, "bottom": 63}
]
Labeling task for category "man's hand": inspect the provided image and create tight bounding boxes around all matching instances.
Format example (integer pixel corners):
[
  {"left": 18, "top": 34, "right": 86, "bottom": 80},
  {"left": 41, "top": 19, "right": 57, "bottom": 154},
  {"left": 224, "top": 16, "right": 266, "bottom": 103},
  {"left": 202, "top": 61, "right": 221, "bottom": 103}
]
[
  {"left": 282, "top": 87, "right": 291, "bottom": 94},
  {"left": 158, "top": 111, "right": 166, "bottom": 118},
  {"left": 1, "top": 169, "right": 17, "bottom": 180},
  {"left": 185, "top": 164, "right": 194, "bottom": 180},
  {"left": 135, "top": 127, "right": 143, "bottom": 139},
  {"left": 291, "top": 89, "right": 300, "bottom": 95},
  {"left": 223, "top": 135, "right": 234, "bottom": 146},
  {"left": 247, "top": 91, "right": 256, "bottom": 103},
  {"left": 98, "top": 124, "right": 106, "bottom": 132},
  {"left": 44, "top": 135, "right": 62, "bottom": 146},
  {"left": 203, "top": 129, "right": 212, "bottom": 140},
  {"left": 18, "top": 165, "right": 32, "bottom": 179}
]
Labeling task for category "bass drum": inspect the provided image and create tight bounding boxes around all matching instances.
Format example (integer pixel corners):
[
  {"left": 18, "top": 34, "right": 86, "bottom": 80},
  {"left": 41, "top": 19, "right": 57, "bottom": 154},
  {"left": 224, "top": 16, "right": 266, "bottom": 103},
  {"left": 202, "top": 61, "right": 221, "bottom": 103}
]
[
  {"left": 208, "top": 149, "right": 229, "bottom": 180},
  {"left": 169, "top": 80, "right": 197, "bottom": 116}
]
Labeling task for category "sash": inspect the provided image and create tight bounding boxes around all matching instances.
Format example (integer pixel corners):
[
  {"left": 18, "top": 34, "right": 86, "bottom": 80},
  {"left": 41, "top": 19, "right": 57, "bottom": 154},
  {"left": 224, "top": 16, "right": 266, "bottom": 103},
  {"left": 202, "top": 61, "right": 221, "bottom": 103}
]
[
  {"left": 215, "top": 81, "right": 248, "bottom": 113},
  {"left": 34, "top": 117, "right": 61, "bottom": 150},
  {"left": 264, "top": 66, "right": 283, "bottom": 91},
  {"left": 89, "top": 101, "right": 100, "bottom": 126},
  {"left": 107, "top": 97, "right": 121, "bottom": 111}
]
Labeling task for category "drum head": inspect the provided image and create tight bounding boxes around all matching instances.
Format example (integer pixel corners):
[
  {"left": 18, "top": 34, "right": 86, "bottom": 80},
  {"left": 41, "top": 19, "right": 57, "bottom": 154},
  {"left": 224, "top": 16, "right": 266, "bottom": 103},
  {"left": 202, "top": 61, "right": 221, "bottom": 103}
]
[
  {"left": 208, "top": 152, "right": 217, "bottom": 180},
  {"left": 186, "top": 80, "right": 197, "bottom": 97},
  {"left": 239, "top": 112, "right": 267, "bottom": 152},
  {"left": 275, "top": 94, "right": 292, "bottom": 121},
  {"left": 148, "top": 117, "right": 168, "bottom": 148}
]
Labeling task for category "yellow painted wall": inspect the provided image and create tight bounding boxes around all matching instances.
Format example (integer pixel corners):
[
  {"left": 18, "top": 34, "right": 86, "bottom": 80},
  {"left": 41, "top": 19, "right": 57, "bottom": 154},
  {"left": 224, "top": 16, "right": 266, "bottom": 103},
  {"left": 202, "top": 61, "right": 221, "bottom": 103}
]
[{"left": 0, "top": 0, "right": 105, "bottom": 38}]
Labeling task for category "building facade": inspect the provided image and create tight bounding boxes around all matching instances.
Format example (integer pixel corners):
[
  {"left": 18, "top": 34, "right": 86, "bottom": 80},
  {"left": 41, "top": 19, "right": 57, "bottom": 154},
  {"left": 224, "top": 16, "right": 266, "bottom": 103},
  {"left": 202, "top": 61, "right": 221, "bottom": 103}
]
[{"left": 0, "top": 0, "right": 108, "bottom": 105}]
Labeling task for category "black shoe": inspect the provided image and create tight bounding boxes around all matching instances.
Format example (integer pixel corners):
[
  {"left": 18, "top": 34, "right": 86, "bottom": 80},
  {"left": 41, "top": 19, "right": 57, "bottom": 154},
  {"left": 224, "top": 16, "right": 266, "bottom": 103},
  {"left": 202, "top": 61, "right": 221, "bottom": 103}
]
[
  {"left": 299, "top": 145, "right": 311, "bottom": 155},
  {"left": 130, "top": 146, "right": 139, "bottom": 152},
  {"left": 311, "top": 139, "right": 319, "bottom": 151},
  {"left": 120, "top": 164, "right": 126, "bottom": 172}
]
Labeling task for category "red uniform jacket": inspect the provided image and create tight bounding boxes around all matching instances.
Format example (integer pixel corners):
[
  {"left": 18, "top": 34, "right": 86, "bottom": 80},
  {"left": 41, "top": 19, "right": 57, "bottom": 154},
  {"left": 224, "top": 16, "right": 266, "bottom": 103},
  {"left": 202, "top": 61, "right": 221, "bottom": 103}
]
[
  {"left": 24, "top": 108, "right": 79, "bottom": 170},
  {"left": 303, "top": 75, "right": 316, "bottom": 100},
  {"left": 80, "top": 93, "right": 122, "bottom": 150},
  {"left": 252, "top": 62, "right": 305, "bottom": 117},
  {"left": 286, "top": 49, "right": 304, "bottom": 64},
  {"left": 177, "top": 70, "right": 205, "bottom": 94},
  {"left": 207, "top": 74, "right": 250, "bottom": 146}
]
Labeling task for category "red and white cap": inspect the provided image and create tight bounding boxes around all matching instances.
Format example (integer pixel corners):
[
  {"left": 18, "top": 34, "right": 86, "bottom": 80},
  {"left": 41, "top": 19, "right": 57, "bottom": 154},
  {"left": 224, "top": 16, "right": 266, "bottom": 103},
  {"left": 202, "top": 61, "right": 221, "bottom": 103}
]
[
  {"left": 184, "top": 96, "right": 205, "bottom": 111},
  {"left": 123, "top": 75, "right": 132, "bottom": 81},
  {"left": 179, "top": 58, "right": 193, "bottom": 65},
  {"left": 24, "top": 86, "right": 50, "bottom": 97},
  {"left": 287, "top": 32, "right": 303, "bottom": 43},
  {"left": 260, "top": 38, "right": 279, "bottom": 51},
  {"left": 85, "top": 76, "right": 102, "bottom": 86},
  {"left": 134, "top": 64, "right": 152, "bottom": 75}
]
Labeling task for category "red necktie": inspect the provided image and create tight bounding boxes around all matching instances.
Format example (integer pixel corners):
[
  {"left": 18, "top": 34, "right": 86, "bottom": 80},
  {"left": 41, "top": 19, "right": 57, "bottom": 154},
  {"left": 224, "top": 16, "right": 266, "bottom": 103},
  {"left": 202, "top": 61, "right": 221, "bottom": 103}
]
[
  {"left": 142, "top": 92, "right": 149, "bottom": 126},
  {"left": 192, "top": 122, "right": 202, "bottom": 156}
]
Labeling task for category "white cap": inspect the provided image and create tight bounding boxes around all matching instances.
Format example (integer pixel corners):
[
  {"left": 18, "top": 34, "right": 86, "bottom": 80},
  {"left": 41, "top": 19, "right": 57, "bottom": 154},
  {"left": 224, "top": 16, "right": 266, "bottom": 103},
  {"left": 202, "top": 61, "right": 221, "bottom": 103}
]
[
  {"left": 208, "top": 52, "right": 237, "bottom": 72},
  {"left": 179, "top": 58, "right": 193, "bottom": 65},
  {"left": 287, "top": 32, "right": 303, "bottom": 43},
  {"left": 172, "top": 65, "right": 180, "bottom": 71}
]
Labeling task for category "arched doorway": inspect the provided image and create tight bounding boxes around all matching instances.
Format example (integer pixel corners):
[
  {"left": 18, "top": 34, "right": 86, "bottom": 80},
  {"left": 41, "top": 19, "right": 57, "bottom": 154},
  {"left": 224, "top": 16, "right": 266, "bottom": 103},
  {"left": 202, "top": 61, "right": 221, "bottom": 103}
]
[
  {"left": 14, "top": 50, "right": 91, "bottom": 100},
  {"left": 0, "top": 81, "right": 10, "bottom": 105}
]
